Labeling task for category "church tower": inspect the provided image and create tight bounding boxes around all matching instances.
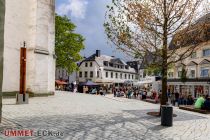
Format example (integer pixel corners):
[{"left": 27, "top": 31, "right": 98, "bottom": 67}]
[{"left": 3, "top": 0, "right": 55, "bottom": 96}]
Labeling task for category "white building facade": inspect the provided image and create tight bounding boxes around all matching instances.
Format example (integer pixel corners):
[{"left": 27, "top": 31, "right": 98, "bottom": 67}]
[
  {"left": 78, "top": 50, "right": 138, "bottom": 88},
  {"left": 3, "top": 0, "right": 55, "bottom": 96},
  {"left": 168, "top": 42, "right": 210, "bottom": 97},
  {"left": 167, "top": 13, "right": 210, "bottom": 98}
]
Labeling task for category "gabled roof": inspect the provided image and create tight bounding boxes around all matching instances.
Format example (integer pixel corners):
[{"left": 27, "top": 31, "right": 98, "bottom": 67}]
[
  {"left": 110, "top": 58, "right": 126, "bottom": 65},
  {"left": 199, "top": 59, "right": 210, "bottom": 65},
  {"left": 187, "top": 61, "right": 198, "bottom": 66},
  {"left": 176, "top": 63, "right": 186, "bottom": 67}
]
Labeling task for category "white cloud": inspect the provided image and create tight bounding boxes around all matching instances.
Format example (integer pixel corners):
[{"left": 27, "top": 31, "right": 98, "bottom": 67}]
[{"left": 57, "top": 0, "right": 88, "bottom": 19}]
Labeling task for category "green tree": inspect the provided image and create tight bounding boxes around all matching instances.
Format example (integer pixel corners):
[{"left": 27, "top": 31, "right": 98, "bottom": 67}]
[
  {"left": 55, "top": 14, "right": 85, "bottom": 74},
  {"left": 0, "top": 0, "right": 5, "bottom": 123},
  {"left": 180, "top": 67, "right": 187, "bottom": 83}
]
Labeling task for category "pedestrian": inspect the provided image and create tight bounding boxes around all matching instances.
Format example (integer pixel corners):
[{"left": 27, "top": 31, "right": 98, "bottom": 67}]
[
  {"left": 171, "top": 92, "right": 175, "bottom": 106},
  {"left": 175, "top": 92, "right": 179, "bottom": 106}
]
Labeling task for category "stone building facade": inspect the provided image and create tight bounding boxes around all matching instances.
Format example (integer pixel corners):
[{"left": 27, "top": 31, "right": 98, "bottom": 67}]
[{"left": 3, "top": 0, "right": 55, "bottom": 96}]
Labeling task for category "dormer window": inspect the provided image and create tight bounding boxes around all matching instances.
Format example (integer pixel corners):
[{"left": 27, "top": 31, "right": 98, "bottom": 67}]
[
  {"left": 103, "top": 61, "right": 108, "bottom": 66},
  {"left": 191, "top": 52, "right": 196, "bottom": 58}
]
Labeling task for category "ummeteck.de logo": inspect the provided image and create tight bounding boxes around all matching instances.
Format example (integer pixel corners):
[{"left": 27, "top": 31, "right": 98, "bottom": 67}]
[{"left": 3, "top": 129, "right": 64, "bottom": 137}]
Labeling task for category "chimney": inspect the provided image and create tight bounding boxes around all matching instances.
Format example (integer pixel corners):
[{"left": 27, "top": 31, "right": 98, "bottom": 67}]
[{"left": 96, "top": 50, "right": 101, "bottom": 57}]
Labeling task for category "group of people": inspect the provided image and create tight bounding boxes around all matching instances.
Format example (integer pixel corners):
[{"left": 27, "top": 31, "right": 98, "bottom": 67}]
[
  {"left": 88, "top": 87, "right": 107, "bottom": 96},
  {"left": 167, "top": 91, "right": 194, "bottom": 106},
  {"left": 194, "top": 95, "right": 210, "bottom": 110},
  {"left": 112, "top": 87, "right": 159, "bottom": 101}
]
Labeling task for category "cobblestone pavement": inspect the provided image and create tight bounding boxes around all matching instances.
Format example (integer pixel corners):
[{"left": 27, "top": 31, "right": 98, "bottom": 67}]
[{"left": 0, "top": 92, "right": 210, "bottom": 140}]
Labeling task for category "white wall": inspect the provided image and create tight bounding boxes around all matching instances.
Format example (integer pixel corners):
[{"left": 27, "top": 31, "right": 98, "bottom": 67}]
[{"left": 3, "top": 0, "right": 55, "bottom": 94}]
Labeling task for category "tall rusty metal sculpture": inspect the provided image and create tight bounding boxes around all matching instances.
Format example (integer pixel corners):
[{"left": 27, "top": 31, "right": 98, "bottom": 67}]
[{"left": 17, "top": 42, "right": 28, "bottom": 104}]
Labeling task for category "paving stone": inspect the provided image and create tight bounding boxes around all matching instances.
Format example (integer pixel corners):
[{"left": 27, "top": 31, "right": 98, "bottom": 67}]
[{"left": 0, "top": 91, "right": 210, "bottom": 139}]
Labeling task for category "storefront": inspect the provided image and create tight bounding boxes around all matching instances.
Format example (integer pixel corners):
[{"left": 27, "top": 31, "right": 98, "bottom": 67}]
[{"left": 168, "top": 78, "right": 210, "bottom": 98}]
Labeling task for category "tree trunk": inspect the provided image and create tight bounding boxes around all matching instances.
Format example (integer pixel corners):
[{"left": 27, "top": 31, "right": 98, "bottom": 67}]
[
  {"left": 161, "top": 66, "right": 168, "bottom": 105},
  {"left": 0, "top": 0, "right": 5, "bottom": 123},
  {"left": 161, "top": 0, "right": 168, "bottom": 106}
]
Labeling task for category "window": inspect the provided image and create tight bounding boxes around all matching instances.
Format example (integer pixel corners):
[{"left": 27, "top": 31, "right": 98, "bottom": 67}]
[
  {"left": 129, "top": 74, "right": 130, "bottom": 79},
  {"left": 168, "top": 72, "right": 174, "bottom": 78},
  {"left": 120, "top": 73, "right": 123, "bottom": 79},
  {"left": 111, "top": 72, "right": 113, "bottom": 78},
  {"left": 85, "top": 63, "right": 88, "bottom": 67},
  {"left": 200, "top": 68, "right": 209, "bottom": 77},
  {"left": 85, "top": 71, "right": 88, "bottom": 78},
  {"left": 97, "top": 71, "right": 99, "bottom": 78},
  {"left": 115, "top": 73, "right": 118, "bottom": 79},
  {"left": 191, "top": 52, "right": 196, "bottom": 58},
  {"left": 103, "top": 61, "right": 108, "bottom": 66},
  {"left": 125, "top": 66, "right": 129, "bottom": 69},
  {"left": 132, "top": 75, "right": 134, "bottom": 79},
  {"left": 90, "top": 71, "right": 93, "bottom": 78},
  {"left": 79, "top": 71, "right": 82, "bottom": 78},
  {"left": 178, "top": 71, "right": 182, "bottom": 78},
  {"left": 125, "top": 74, "right": 127, "bottom": 79},
  {"left": 203, "top": 49, "right": 210, "bottom": 57},
  {"left": 90, "top": 62, "right": 93, "bottom": 67},
  {"left": 106, "top": 72, "right": 108, "bottom": 78},
  {"left": 109, "top": 63, "right": 113, "bottom": 67},
  {"left": 190, "top": 70, "right": 195, "bottom": 78}
]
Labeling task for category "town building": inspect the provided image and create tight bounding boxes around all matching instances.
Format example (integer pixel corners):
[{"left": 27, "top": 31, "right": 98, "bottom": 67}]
[
  {"left": 78, "top": 50, "right": 138, "bottom": 88},
  {"left": 167, "top": 13, "right": 210, "bottom": 98},
  {"left": 3, "top": 0, "right": 55, "bottom": 96}
]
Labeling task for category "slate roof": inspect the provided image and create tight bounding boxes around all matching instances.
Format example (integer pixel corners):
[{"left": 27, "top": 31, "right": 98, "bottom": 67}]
[
  {"left": 169, "top": 13, "right": 210, "bottom": 50},
  {"left": 81, "top": 52, "right": 136, "bottom": 73}
]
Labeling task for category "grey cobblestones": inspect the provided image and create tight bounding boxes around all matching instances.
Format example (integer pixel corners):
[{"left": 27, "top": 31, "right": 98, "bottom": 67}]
[{"left": 0, "top": 92, "right": 210, "bottom": 140}]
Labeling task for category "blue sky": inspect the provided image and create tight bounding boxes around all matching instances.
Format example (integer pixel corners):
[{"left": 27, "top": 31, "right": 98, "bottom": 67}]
[{"left": 56, "top": 0, "right": 126, "bottom": 59}]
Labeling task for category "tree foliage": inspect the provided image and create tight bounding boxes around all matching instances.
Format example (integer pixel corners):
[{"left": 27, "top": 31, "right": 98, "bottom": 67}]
[
  {"left": 104, "top": 0, "right": 210, "bottom": 105},
  {"left": 180, "top": 67, "right": 188, "bottom": 83},
  {"left": 55, "top": 14, "right": 85, "bottom": 74}
]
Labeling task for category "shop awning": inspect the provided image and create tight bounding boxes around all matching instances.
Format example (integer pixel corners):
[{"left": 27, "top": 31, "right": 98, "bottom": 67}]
[{"left": 55, "top": 80, "right": 68, "bottom": 85}]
